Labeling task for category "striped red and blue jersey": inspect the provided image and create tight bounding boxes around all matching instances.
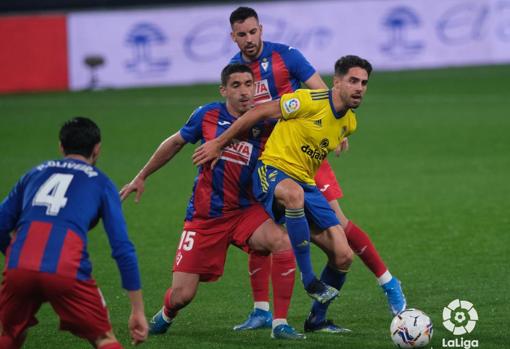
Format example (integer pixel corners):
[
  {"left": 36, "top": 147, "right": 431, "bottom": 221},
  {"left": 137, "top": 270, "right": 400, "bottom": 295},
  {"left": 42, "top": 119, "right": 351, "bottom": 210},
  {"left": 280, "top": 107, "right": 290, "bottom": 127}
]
[
  {"left": 0, "top": 158, "right": 141, "bottom": 290},
  {"left": 180, "top": 102, "right": 275, "bottom": 220},
  {"left": 229, "top": 41, "right": 316, "bottom": 103}
]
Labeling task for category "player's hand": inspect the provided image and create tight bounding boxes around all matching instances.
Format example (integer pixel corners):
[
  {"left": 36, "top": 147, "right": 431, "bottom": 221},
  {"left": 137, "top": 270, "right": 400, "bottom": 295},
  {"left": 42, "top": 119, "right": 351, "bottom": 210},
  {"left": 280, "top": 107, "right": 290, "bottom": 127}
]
[
  {"left": 120, "top": 177, "right": 145, "bottom": 203},
  {"left": 334, "top": 138, "right": 349, "bottom": 157},
  {"left": 192, "top": 140, "right": 222, "bottom": 167},
  {"left": 128, "top": 311, "right": 148, "bottom": 345}
]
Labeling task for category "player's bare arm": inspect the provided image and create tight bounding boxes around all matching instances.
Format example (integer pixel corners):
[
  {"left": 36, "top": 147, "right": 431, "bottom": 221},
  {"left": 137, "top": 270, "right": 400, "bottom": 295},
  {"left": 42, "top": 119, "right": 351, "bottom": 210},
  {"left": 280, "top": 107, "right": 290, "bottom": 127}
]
[
  {"left": 120, "top": 131, "right": 187, "bottom": 202},
  {"left": 192, "top": 100, "right": 281, "bottom": 166},
  {"left": 304, "top": 72, "right": 328, "bottom": 90},
  {"left": 127, "top": 289, "right": 149, "bottom": 345},
  {"left": 334, "top": 138, "right": 349, "bottom": 157}
]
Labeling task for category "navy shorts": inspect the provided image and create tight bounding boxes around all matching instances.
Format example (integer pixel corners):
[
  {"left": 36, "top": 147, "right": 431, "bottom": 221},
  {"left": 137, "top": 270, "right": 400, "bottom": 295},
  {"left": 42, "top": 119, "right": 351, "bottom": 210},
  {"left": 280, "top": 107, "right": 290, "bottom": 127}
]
[{"left": 252, "top": 161, "right": 340, "bottom": 231}]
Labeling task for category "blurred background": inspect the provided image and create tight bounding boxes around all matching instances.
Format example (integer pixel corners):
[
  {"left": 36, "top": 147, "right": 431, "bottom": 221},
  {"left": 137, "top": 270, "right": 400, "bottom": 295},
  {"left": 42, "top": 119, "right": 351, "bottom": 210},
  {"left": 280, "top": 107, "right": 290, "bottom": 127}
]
[
  {"left": 1, "top": 1, "right": 509, "bottom": 348},
  {"left": 1, "top": 0, "right": 509, "bottom": 93}
]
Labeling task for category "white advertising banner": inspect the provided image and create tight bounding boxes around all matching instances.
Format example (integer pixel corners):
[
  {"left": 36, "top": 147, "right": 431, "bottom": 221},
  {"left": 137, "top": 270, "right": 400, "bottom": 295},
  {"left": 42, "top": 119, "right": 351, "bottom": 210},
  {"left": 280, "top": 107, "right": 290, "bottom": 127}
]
[{"left": 68, "top": 0, "right": 510, "bottom": 90}]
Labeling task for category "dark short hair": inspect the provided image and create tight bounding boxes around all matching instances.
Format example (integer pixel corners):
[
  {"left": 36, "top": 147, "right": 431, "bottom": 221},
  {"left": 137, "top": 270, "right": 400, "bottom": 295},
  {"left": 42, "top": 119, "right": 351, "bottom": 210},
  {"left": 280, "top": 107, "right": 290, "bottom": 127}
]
[
  {"left": 59, "top": 117, "right": 101, "bottom": 157},
  {"left": 221, "top": 64, "right": 254, "bottom": 86},
  {"left": 230, "top": 6, "right": 259, "bottom": 26},
  {"left": 335, "top": 55, "right": 373, "bottom": 77}
]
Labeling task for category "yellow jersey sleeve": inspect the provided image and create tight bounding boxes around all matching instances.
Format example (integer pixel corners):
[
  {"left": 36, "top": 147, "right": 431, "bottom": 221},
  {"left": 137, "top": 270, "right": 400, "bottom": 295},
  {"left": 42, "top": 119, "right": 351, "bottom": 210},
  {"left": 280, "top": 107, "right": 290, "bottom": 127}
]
[{"left": 279, "top": 89, "right": 325, "bottom": 120}]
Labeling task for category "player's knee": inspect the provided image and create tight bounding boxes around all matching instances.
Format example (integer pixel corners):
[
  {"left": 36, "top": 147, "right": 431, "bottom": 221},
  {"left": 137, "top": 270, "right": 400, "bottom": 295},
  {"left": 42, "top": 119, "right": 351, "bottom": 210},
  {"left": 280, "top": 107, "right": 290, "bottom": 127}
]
[
  {"left": 281, "top": 187, "right": 304, "bottom": 208},
  {"left": 268, "top": 231, "right": 292, "bottom": 252},
  {"left": 331, "top": 248, "right": 354, "bottom": 270}
]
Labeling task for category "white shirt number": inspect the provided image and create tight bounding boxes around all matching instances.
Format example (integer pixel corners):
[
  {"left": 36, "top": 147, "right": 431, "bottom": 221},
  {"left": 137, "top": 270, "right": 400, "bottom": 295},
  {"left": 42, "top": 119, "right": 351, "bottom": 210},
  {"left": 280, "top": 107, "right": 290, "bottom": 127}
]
[
  {"left": 178, "top": 230, "right": 196, "bottom": 251},
  {"left": 33, "top": 173, "right": 74, "bottom": 216}
]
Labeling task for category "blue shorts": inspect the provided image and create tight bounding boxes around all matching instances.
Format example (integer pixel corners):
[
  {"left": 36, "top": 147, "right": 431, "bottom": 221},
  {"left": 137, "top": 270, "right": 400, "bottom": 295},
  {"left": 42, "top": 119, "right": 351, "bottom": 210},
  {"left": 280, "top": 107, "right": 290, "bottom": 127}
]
[{"left": 252, "top": 161, "right": 340, "bottom": 231}]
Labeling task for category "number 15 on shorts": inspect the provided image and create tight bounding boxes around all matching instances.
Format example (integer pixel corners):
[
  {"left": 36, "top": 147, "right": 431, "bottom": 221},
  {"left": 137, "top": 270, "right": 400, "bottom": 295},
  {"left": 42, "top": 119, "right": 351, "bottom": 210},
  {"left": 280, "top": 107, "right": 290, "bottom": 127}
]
[{"left": 178, "top": 230, "right": 196, "bottom": 251}]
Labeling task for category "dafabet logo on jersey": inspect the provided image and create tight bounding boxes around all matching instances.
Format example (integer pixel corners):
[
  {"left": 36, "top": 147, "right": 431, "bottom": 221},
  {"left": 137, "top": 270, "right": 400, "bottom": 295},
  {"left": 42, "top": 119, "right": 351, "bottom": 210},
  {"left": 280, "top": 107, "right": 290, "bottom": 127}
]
[
  {"left": 300, "top": 144, "right": 327, "bottom": 161},
  {"left": 441, "top": 299, "right": 479, "bottom": 349}
]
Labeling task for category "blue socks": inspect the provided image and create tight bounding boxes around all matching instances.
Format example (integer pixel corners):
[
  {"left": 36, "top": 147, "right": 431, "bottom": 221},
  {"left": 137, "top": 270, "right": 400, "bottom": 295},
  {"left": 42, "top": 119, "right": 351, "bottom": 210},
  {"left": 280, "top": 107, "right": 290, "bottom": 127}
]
[
  {"left": 285, "top": 208, "right": 315, "bottom": 287},
  {"left": 309, "top": 265, "right": 347, "bottom": 324}
]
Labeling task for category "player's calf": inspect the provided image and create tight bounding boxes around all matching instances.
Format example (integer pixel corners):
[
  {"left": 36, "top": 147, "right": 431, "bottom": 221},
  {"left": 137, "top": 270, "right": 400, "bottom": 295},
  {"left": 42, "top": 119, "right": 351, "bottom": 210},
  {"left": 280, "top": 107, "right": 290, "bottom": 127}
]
[
  {"left": 330, "top": 250, "right": 353, "bottom": 271},
  {"left": 313, "top": 225, "right": 354, "bottom": 271},
  {"left": 166, "top": 286, "right": 195, "bottom": 311},
  {"left": 165, "top": 273, "right": 200, "bottom": 314}
]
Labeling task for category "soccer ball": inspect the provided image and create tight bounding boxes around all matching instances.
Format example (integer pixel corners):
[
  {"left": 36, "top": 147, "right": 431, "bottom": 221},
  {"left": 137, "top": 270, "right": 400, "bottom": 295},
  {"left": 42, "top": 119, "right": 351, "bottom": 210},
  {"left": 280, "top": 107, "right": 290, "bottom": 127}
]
[{"left": 390, "top": 308, "right": 433, "bottom": 348}]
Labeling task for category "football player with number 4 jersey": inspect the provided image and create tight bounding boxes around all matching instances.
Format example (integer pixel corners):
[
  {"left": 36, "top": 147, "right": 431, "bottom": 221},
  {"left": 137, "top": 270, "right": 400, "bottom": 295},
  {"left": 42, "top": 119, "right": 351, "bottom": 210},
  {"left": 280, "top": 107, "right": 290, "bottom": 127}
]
[{"left": 0, "top": 117, "right": 148, "bottom": 349}]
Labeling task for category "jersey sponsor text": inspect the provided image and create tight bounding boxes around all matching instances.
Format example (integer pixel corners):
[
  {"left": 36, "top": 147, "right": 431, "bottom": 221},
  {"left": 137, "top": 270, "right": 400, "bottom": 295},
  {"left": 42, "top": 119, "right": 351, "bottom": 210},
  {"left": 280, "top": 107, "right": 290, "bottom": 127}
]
[
  {"left": 301, "top": 144, "right": 327, "bottom": 160},
  {"left": 254, "top": 79, "right": 272, "bottom": 104},
  {"left": 220, "top": 140, "right": 254, "bottom": 166}
]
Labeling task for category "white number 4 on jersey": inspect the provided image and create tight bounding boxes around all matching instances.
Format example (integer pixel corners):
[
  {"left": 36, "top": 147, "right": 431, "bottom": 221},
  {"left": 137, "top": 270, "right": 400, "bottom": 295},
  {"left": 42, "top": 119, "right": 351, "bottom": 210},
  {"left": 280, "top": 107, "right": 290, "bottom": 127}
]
[{"left": 33, "top": 173, "right": 74, "bottom": 216}]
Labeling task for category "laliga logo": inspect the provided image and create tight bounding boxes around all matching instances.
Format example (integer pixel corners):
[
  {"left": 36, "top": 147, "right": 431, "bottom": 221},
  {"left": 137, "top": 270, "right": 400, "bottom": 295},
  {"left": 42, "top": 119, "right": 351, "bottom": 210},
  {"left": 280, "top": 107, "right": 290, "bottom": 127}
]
[
  {"left": 443, "top": 299, "right": 478, "bottom": 335},
  {"left": 283, "top": 98, "right": 300, "bottom": 114},
  {"left": 442, "top": 299, "right": 479, "bottom": 349}
]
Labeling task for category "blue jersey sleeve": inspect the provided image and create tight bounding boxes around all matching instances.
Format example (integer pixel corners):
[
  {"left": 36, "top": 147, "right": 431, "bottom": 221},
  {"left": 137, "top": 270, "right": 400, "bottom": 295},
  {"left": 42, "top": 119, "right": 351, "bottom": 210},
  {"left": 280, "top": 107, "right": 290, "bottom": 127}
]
[
  {"left": 179, "top": 107, "right": 204, "bottom": 144},
  {"left": 0, "top": 176, "right": 24, "bottom": 255},
  {"left": 101, "top": 178, "right": 141, "bottom": 290},
  {"left": 283, "top": 47, "right": 316, "bottom": 83},
  {"left": 229, "top": 52, "right": 242, "bottom": 64}
]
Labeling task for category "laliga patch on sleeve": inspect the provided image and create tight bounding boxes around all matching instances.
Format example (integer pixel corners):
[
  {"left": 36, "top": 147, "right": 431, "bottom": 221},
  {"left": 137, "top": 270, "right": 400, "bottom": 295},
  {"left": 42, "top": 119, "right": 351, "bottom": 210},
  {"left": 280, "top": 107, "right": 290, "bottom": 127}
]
[{"left": 283, "top": 98, "right": 301, "bottom": 114}]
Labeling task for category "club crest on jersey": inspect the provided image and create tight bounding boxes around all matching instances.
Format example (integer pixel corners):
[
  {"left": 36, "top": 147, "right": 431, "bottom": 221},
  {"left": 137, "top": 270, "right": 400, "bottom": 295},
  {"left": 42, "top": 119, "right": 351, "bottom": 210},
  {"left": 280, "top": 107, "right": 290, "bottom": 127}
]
[
  {"left": 261, "top": 58, "right": 269, "bottom": 72},
  {"left": 320, "top": 138, "right": 329, "bottom": 148},
  {"left": 283, "top": 98, "right": 300, "bottom": 114},
  {"left": 220, "top": 140, "right": 254, "bottom": 166},
  {"left": 251, "top": 126, "right": 262, "bottom": 138}
]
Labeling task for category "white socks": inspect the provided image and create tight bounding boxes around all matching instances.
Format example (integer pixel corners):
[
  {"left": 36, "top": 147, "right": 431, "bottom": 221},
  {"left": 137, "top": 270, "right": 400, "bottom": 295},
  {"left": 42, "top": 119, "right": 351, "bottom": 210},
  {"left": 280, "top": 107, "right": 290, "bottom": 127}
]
[
  {"left": 272, "top": 318, "right": 288, "bottom": 329},
  {"left": 377, "top": 270, "right": 392, "bottom": 286},
  {"left": 254, "top": 301, "right": 270, "bottom": 311}
]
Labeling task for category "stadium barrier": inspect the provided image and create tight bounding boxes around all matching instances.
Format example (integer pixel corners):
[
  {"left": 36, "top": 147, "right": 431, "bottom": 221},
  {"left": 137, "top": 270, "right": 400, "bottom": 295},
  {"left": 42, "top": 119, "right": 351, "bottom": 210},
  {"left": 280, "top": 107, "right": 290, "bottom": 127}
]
[
  {"left": 1, "top": 0, "right": 509, "bottom": 93},
  {"left": 0, "top": 15, "right": 68, "bottom": 93}
]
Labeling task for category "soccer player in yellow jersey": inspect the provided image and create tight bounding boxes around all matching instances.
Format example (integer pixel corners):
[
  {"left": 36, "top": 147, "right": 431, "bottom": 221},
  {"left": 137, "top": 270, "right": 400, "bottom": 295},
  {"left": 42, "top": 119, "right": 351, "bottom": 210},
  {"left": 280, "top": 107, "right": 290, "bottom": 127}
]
[
  {"left": 259, "top": 91, "right": 357, "bottom": 185},
  {"left": 193, "top": 55, "right": 372, "bottom": 311}
]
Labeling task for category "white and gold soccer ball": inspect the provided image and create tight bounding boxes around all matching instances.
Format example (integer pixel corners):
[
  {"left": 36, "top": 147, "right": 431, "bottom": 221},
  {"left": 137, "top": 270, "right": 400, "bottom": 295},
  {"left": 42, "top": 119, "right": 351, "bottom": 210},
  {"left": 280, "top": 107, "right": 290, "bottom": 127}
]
[{"left": 390, "top": 308, "right": 433, "bottom": 348}]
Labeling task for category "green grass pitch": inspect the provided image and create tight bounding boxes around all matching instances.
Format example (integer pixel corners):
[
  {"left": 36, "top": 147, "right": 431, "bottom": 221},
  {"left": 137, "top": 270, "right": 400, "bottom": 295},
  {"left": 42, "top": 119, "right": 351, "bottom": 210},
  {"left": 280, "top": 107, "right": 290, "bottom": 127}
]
[{"left": 0, "top": 65, "right": 509, "bottom": 348}]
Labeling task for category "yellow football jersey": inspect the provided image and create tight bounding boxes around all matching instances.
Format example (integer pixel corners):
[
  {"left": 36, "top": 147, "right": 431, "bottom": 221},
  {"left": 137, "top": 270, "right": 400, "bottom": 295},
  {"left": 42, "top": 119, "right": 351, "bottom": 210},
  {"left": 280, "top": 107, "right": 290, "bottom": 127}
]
[{"left": 260, "top": 89, "right": 357, "bottom": 185}]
